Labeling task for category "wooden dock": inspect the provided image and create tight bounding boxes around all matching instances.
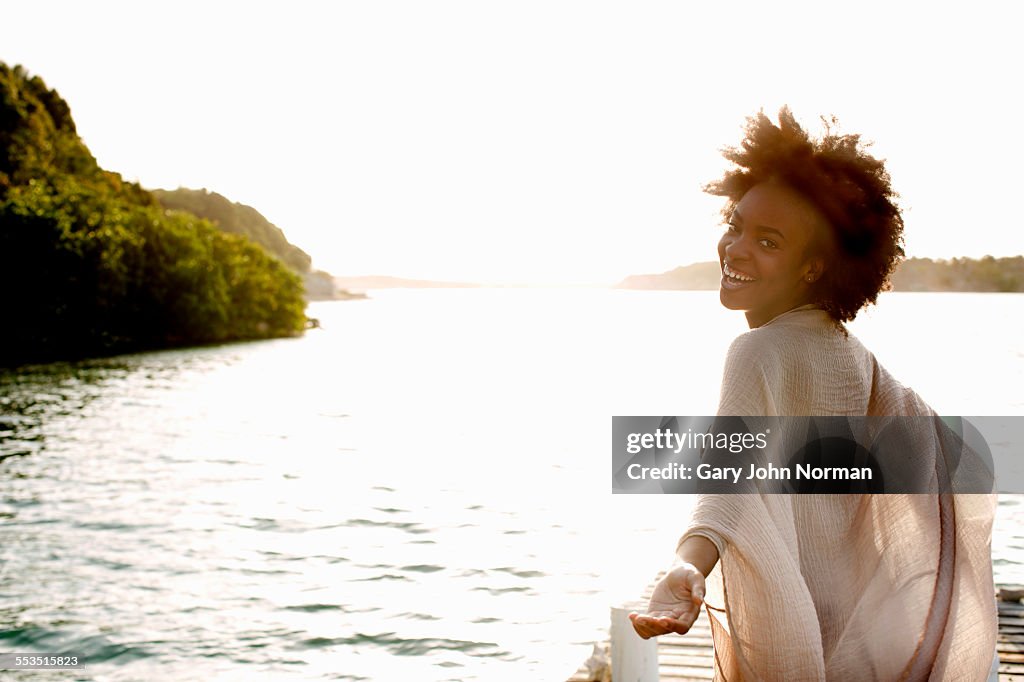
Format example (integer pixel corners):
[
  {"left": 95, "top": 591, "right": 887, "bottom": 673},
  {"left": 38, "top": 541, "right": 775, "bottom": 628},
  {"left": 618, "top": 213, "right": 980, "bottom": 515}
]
[
  {"left": 998, "top": 595, "right": 1024, "bottom": 681},
  {"left": 568, "top": 579, "right": 1024, "bottom": 681}
]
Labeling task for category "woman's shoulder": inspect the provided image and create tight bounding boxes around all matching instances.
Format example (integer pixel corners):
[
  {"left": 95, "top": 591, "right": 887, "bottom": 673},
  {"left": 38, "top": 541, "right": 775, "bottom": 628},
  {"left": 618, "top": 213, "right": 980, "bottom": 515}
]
[
  {"left": 720, "top": 307, "right": 883, "bottom": 415},
  {"left": 726, "top": 307, "right": 840, "bottom": 365}
]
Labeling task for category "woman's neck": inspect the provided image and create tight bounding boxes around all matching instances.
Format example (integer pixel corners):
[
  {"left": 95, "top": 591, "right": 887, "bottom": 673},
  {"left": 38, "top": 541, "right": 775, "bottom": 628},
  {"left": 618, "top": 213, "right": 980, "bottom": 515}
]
[{"left": 745, "top": 302, "right": 818, "bottom": 329}]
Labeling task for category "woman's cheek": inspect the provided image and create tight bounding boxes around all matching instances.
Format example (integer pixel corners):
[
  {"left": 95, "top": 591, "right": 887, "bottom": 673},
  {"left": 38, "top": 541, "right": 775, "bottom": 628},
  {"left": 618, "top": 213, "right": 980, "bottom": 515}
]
[{"left": 717, "top": 235, "right": 731, "bottom": 256}]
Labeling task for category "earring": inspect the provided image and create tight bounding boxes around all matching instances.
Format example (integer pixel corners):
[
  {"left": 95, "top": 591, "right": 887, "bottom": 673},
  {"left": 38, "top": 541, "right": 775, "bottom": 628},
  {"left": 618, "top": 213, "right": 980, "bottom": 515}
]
[{"left": 805, "top": 275, "right": 815, "bottom": 283}]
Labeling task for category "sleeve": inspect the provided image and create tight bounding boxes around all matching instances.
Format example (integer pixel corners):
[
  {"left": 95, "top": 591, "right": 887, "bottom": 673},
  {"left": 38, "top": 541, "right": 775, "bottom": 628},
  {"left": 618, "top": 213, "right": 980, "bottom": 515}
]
[
  {"left": 678, "top": 517, "right": 727, "bottom": 557},
  {"left": 678, "top": 332, "right": 781, "bottom": 554}
]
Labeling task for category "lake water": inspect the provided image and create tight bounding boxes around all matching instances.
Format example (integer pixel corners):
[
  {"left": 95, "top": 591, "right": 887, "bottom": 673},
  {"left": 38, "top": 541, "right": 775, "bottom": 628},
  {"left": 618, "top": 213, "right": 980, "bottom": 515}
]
[{"left": 1, "top": 290, "right": 1022, "bottom": 681}]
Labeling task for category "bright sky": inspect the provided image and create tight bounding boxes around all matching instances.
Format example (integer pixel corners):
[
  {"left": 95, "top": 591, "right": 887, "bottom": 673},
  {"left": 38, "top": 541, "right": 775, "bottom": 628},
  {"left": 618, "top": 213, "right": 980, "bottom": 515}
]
[{"left": 2, "top": 1, "right": 1022, "bottom": 285}]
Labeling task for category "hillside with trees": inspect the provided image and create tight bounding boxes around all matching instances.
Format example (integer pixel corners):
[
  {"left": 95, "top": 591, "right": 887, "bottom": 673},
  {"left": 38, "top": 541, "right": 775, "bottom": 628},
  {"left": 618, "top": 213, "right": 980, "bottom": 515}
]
[
  {"left": 152, "top": 187, "right": 361, "bottom": 301},
  {"left": 889, "top": 256, "right": 1023, "bottom": 292},
  {"left": 152, "top": 188, "right": 312, "bottom": 272},
  {"left": 0, "top": 62, "right": 307, "bottom": 366},
  {"left": 617, "top": 257, "right": 1024, "bottom": 292}
]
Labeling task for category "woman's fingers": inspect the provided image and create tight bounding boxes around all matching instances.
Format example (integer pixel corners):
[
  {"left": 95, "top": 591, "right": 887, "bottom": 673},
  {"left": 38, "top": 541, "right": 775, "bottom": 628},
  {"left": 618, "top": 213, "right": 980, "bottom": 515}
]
[
  {"left": 629, "top": 612, "right": 666, "bottom": 639},
  {"left": 629, "top": 613, "right": 664, "bottom": 639},
  {"left": 628, "top": 612, "right": 696, "bottom": 638},
  {"left": 630, "top": 617, "right": 656, "bottom": 639},
  {"left": 661, "top": 612, "right": 696, "bottom": 635}
]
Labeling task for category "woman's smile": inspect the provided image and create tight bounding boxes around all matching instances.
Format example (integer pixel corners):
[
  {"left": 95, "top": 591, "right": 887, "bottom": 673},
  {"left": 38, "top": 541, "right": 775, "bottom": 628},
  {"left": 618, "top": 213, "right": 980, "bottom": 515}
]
[{"left": 721, "top": 262, "right": 757, "bottom": 288}]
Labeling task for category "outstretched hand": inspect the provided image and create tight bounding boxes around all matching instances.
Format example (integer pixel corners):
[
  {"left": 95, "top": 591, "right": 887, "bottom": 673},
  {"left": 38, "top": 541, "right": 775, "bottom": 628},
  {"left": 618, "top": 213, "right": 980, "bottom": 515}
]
[{"left": 628, "top": 563, "right": 705, "bottom": 639}]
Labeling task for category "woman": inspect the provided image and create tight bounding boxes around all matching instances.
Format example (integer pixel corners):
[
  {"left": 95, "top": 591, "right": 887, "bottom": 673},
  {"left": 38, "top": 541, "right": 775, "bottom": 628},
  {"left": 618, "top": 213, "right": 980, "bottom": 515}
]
[{"left": 629, "top": 109, "right": 997, "bottom": 680}]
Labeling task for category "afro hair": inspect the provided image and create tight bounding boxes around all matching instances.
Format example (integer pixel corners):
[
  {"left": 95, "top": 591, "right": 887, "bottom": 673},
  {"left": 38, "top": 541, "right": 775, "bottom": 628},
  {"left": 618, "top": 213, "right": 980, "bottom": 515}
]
[{"left": 705, "top": 107, "right": 905, "bottom": 323}]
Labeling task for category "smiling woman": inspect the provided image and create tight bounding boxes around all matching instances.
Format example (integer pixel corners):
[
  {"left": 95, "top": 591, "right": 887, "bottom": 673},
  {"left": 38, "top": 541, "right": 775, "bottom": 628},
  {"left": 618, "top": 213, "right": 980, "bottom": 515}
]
[{"left": 629, "top": 108, "right": 998, "bottom": 681}]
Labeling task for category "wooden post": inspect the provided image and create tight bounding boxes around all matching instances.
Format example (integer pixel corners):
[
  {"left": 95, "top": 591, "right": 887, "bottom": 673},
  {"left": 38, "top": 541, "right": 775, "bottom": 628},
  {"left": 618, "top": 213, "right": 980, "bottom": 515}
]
[{"left": 610, "top": 602, "right": 658, "bottom": 682}]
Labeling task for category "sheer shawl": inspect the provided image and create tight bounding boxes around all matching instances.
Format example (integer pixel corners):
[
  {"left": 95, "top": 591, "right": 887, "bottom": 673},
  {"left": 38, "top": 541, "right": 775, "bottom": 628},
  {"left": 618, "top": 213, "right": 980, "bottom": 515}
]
[{"left": 681, "top": 307, "right": 996, "bottom": 681}]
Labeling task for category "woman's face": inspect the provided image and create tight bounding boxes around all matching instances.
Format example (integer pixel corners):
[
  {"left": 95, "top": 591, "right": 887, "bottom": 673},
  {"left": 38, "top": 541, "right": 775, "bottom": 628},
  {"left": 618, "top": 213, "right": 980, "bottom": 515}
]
[{"left": 717, "top": 181, "right": 828, "bottom": 328}]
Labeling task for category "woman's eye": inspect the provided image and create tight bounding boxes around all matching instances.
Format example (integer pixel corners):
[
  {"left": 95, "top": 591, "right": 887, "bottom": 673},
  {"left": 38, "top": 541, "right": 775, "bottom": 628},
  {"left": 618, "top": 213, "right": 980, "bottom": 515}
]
[
  {"left": 726, "top": 223, "right": 739, "bottom": 233},
  {"left": 759, "top": 238, "right": 777, "bottom": 249}
]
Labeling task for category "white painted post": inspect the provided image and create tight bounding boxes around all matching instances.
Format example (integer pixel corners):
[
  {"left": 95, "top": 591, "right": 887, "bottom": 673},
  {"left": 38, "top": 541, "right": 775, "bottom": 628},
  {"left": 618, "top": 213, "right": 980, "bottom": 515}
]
[{"left": 610, "top": 602, "right": 658, "bottom": 682}]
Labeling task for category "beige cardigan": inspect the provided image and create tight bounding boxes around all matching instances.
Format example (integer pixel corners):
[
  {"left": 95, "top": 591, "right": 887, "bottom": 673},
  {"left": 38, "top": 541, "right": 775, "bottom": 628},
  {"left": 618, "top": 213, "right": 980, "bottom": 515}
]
[{"left": 682, "top": 305, "right": 996, "bottom": 681}]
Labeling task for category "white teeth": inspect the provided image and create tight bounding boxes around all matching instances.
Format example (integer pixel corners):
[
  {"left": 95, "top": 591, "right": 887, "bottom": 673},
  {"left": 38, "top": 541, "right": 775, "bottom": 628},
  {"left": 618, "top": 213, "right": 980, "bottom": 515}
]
[{"left": 724, "top": 263, "right": 755, "bottom": 282}]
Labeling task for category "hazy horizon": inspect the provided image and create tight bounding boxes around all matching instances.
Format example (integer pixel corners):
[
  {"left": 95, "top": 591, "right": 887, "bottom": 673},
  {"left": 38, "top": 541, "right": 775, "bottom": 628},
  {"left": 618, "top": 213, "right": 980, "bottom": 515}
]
[{"left": 3, "top": 1, "right": 1022, "bottom": 285}]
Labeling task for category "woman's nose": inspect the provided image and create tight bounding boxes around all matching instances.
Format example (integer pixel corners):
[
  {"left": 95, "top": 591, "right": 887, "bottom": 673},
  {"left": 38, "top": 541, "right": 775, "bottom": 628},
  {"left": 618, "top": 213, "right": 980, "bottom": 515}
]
[{"left": 723, "top": 234, "right": 750, "bottom": 260}]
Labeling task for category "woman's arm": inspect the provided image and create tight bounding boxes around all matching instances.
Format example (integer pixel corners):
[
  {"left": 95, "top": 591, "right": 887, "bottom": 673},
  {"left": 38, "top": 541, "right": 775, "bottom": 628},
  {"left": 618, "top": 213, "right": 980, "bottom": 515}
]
[
  {"left": 629, "top": 535, "right": 720, "bottom": 639},
  {"left": 630, "top": 333, "right": 769, "bottom": 639},
  {"left": 676, "top": 534, "right": 719, "bottom": 576}
]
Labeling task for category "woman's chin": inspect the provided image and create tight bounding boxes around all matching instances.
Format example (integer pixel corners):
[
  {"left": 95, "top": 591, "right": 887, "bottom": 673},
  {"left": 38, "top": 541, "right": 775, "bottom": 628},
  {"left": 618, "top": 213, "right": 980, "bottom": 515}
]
[{"left": 719, "top": 287, "right": 744, "bottom": 311}]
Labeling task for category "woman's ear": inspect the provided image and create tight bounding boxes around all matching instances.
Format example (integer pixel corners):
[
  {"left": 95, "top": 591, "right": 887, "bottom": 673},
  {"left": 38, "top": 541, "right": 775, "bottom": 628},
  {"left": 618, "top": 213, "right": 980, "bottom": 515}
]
[{"left": 803, "top": 257, "right": 825, "bottom": 284}]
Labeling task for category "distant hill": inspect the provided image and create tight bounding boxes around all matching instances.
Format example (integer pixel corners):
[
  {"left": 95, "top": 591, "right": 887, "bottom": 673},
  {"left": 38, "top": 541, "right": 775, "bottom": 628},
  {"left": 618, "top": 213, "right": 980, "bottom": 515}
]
[
  {"left": 890, "top": 256, "right": 1023, "bottom": 292},
  {"left": 615, "top": 262, "right": 721, "bottom": 290},
  {"left": 617, "top": 257, "right": 1024, "bottom": 292},
  {"left": 0, "top": 62, "right": 306, "bottom": 365},
  {"left": 333, "top": 275, "right": 480, "bottom": 291}
]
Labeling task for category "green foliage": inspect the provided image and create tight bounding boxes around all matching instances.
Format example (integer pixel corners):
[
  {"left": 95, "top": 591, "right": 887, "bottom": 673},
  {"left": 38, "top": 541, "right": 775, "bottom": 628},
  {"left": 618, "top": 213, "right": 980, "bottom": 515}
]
[
  {"left": 152, "top": 188, "right": 312, "bottom": 273},
  {"left": 0, "top": 62, "right": 306, "bottom": 366}
]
